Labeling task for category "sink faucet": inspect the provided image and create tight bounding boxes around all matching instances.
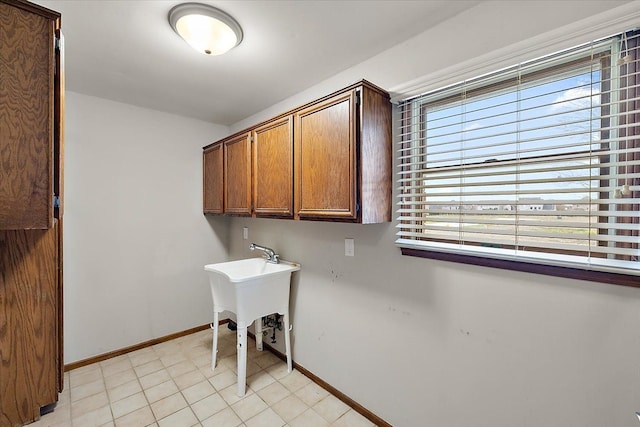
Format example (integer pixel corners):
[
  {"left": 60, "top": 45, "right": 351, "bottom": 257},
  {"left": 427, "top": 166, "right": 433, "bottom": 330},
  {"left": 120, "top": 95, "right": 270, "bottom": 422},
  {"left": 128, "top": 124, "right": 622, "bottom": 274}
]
[{"left": 249, "top": 243, "right": 280, "bottom": 264}]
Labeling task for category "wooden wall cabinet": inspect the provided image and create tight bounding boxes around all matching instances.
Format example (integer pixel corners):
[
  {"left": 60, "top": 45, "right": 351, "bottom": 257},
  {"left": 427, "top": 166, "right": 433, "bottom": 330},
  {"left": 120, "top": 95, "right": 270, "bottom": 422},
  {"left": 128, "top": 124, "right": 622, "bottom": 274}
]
[
  {"left": 223, "top": 132, "right": 252, "bottom": 215},
  {"left": 294, "top": 90, "right": 357, "bottom": 220},
  {"left": 294, "top": 84, "right": 392, "bottom": 223},
  {"left": 203, "top": 143, "right": 223, "bottom": 214},
  {"left": 253, "top": 116, "right": 294, "bottom": 218},
  {"left": 202, "top": 80, "right": 391, "bottom": 223},
  {"left": 0, "top": 0, "right": 64, "bottom": 425}
]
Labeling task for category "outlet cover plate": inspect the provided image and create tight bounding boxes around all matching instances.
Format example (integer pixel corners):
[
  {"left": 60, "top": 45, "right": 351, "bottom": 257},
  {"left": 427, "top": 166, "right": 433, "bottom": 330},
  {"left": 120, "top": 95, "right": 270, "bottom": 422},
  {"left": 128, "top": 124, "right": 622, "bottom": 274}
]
[{"left": 345, "top": 238, "right": 355, "bottom": 256}]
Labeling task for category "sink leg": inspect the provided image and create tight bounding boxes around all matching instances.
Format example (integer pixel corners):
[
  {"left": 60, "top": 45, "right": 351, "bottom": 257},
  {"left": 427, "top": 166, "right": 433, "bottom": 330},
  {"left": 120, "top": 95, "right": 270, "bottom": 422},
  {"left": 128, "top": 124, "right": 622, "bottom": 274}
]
[
  {"left": 236, "top": 326, "right": 247, "bottom": 397},
  {"left": 211, "top": 311, "right": 219, "bottom": 371},
  {"left": 284, "top": 311, "right": 292, "bottom": 373},
  {"left": 256, "top": 318, "right": 263, "bottom": 351}
]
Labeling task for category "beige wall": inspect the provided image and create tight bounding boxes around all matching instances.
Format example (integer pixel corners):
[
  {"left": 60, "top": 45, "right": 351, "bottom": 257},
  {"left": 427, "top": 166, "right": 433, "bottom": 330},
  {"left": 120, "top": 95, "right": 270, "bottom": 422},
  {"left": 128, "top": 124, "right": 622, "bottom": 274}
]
[
  {"left": 228, "top": 2, "right": 640, "bottom": 426},
  {"left": 63, "top": 92, "right": 230, "bottom": 363},
  {"left": 62, "top": 1, "right": 640, "bottom": 425}
]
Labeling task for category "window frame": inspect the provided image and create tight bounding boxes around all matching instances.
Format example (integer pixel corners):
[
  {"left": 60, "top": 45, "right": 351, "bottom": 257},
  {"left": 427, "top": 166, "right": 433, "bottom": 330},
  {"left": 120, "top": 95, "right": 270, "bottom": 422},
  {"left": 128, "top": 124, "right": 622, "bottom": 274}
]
[{"left": 396, "top": 33, "right": 640, "bottom": 288}]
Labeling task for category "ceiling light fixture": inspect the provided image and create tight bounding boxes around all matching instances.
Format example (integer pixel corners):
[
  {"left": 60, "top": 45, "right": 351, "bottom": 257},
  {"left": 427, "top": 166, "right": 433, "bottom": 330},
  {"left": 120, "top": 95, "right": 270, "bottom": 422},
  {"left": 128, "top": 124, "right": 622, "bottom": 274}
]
[{"left": 168, "top": 3, "right": 243, "bottom": 56}]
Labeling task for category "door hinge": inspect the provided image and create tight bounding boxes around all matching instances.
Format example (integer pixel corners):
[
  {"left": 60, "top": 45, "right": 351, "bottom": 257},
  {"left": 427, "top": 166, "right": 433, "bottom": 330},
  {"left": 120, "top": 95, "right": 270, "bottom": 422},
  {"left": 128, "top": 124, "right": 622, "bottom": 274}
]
[
  {"left": 53, "top": 195, "right": 61, "bottom": 208},
  {"left": 54, "top": 37, "right": 61, "bottom": 51}
]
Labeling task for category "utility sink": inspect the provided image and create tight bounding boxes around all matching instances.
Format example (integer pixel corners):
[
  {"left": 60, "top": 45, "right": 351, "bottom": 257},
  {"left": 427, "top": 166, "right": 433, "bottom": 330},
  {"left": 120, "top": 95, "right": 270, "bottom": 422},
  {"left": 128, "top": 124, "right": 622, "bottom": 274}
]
[
  {"left": 204, "top": 258, "right": 300, "bottom": 323},
  {"left": 205, "top": 257, "right": 300, "bottom": 283},
  {"left": 204, "top": 257, "right": 300, "bottom": 396}
]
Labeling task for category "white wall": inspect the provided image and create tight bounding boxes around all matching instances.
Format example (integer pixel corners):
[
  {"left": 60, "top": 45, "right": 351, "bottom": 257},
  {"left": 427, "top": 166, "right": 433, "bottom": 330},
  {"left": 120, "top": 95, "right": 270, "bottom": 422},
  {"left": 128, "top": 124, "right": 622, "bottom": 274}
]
[
  {"left": 64, "top": 91, "right": 230, "bottom": 363},
  {"left": 228, "top": 2, "right": 640, "bottom": 426}
]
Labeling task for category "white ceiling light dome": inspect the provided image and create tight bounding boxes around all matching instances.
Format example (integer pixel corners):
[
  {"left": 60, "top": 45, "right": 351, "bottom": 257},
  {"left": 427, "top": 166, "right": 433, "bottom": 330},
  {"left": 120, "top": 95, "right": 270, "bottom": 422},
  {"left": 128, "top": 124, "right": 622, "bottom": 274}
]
[{"left": 168, "top": 3, "right": 243, "bottom": 56}]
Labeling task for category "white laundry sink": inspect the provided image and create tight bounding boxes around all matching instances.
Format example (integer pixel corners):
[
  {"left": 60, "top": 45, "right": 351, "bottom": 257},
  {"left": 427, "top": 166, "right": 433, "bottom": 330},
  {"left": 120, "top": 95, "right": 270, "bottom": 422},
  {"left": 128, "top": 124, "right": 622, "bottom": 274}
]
[
  {"left": 204, "top": 257, "right": 300, "bottom": 396},
  {"left": 204, "top": 258, "right": 300, "bottom": 322},
  {"left": 206, "top": 257, "right": 300, "bottom": 283}
]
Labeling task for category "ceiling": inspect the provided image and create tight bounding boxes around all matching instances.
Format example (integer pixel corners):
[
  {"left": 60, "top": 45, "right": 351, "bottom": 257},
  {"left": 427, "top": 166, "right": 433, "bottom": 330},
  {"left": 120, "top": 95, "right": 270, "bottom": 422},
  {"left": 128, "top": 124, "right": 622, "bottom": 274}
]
[{"left": 34, "top": 1, "right": 482, "bottom": 125}]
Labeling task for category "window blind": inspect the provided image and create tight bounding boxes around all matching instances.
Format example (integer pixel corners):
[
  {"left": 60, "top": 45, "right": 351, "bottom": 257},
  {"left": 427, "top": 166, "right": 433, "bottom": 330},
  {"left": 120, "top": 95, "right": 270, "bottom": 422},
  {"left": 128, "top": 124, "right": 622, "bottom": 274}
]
[{"left": 396, "top": 30, "right": 640, "bottom": 276}]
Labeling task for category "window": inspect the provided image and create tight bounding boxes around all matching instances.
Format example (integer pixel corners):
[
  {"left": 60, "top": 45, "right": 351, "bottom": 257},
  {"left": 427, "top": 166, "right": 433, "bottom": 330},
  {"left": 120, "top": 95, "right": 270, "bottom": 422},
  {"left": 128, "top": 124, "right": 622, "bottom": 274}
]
[{"left": 396, "top": 30, "right": 640, "bottom": 286}]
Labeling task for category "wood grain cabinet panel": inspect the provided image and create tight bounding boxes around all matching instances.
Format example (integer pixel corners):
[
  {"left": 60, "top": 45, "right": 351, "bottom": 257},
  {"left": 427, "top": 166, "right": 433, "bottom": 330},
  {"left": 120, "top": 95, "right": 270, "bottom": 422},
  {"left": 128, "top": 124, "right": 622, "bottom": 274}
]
[
  {"left": 202, "top": 80, "right": 391, "bottom": 223},
  {"left": 357, "top": 83, "right": 392, "bottom": 224},
  {"left": 0, "top": 1, "right": 64, "bottom": 425},
  {"left": 294, "top": 91, "right": 357, "bottom": 219},
  {"left": 224, "top": 132, "right": 252, "bottom": 215},
  {"left": 203, "top": 143, "right": 223, "bottom": 214},
  {"left": 294, "top": 83, "right": 392, "bottom": 223},
  {"left": 252, "top": 116, "right": 294, "bottom": 217},
  {"left": 0, "top": 224, "right": 59, "bottom": 426},
  {"left": 0, "top": 0, "right": 58, "bottom": 230}
]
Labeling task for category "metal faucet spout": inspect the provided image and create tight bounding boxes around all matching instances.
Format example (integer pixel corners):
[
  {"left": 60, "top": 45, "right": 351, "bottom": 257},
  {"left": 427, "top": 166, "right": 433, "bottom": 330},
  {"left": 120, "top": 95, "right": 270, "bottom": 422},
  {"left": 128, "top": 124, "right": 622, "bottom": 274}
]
[{"left": 249, "top": 243, "right": 280, "bottom": 264}]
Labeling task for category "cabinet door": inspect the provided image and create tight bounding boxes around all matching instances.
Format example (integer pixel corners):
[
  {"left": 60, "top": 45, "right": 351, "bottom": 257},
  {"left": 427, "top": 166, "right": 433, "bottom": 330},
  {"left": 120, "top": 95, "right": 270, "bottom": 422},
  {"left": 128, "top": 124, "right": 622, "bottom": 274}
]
[
  {"left": 294, "top": 90, "right": 357, "bottom": 219},
  {"left": 253, "top": 116, "right": 293, "bottom": 217},
  {"left": 203, "top": 144, "right": 223, "bottom": 214},
  {"left": 224, "top": 133, "right": 252, "bottom": 215},
  {"left": 0, "top": 224, "right": 59, "bottom": 425},
  {"left": 0, "top": 2, "right": 57, "bottom": 230}
]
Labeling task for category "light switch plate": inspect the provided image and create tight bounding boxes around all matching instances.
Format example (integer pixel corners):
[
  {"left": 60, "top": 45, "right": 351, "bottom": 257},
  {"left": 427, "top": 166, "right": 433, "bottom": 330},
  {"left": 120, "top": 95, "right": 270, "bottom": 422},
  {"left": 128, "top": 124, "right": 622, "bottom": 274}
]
[
  {"left": 345, "top": 238, "right": 355, "bottom": 256},
  {"left": 243, "top": 227, "right": 248, "bottom": 240}
]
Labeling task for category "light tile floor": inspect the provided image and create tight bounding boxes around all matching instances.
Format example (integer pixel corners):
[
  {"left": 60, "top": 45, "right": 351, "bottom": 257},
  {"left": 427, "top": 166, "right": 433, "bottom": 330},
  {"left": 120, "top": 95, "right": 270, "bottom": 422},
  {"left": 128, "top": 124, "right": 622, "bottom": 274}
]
[{"left": 31, "top": 326, "right": 376, "bottom": 427}]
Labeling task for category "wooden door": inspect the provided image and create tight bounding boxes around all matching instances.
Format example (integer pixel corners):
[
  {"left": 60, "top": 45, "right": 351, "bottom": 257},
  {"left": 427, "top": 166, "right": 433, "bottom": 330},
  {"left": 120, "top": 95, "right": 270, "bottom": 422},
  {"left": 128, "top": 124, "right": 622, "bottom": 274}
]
[
  {"left": 253, "top": 116, "right": 294, "bottom": 217},
  {"left": 203, "top": 144, "right": 223, "bottom": 214},
  {"left": 224, "top": 133, "right": 252, "bottom": 215},
  {"left": 0, "top": 1, "right": 58, "bottom": 230},
  {"left": 294, "top": 90, "right": 357, "bottom": 220}
]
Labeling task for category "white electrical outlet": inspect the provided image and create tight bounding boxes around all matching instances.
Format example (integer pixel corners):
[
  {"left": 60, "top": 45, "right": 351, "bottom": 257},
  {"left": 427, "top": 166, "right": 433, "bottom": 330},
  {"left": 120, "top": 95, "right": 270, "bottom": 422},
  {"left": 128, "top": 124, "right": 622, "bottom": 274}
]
[
  {"left": 345, "top": 238, "right": 355, "bottom": 256},
  {"left": 243, "top": 227, "right": 248, "bottom": 240}
]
